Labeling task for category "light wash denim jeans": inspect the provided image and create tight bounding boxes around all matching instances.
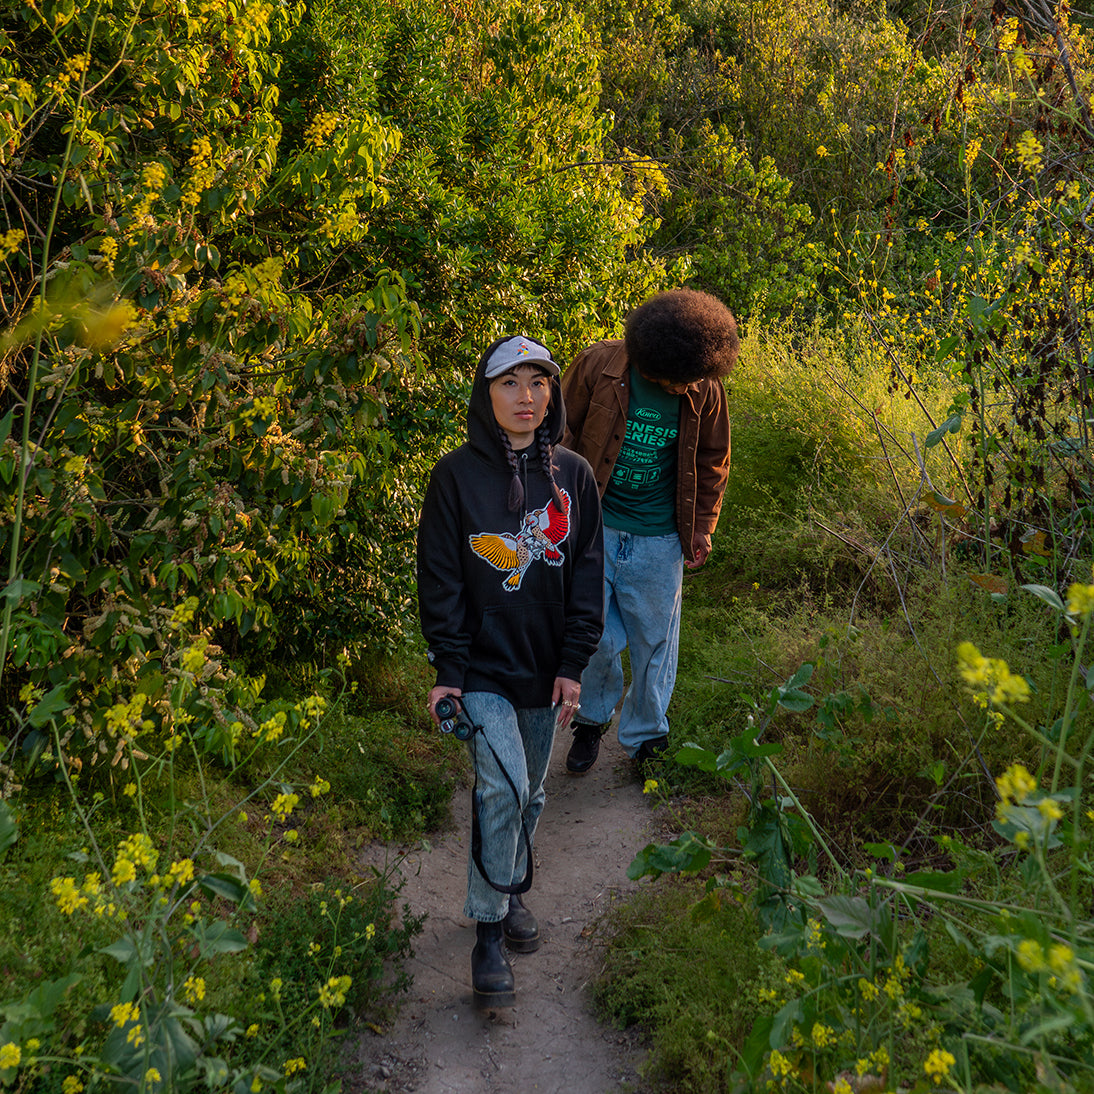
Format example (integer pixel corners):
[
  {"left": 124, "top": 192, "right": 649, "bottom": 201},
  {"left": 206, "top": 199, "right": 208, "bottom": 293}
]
[
  {"left": 577, "top": 528, "right": 683, "bottom": 756},
  {"left": 459, "top": 692, "right": 557, "bottom": 923}
]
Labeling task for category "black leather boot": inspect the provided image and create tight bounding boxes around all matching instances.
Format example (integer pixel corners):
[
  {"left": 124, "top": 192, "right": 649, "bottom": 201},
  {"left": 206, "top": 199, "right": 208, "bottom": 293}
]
[
  {"left": 566, "top": 719, "right": 610, "bottom": 774},
  {"left": 503, "top": 893, "right": 540, "bottom": 953},
  {"left": 471, "top": 920, "right": 515, "bottom": 1007}
]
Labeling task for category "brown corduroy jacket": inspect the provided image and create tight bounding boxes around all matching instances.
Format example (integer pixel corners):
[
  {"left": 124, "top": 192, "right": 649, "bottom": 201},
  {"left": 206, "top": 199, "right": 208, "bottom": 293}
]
[{"left": 560, "top": 339, "right": 731, "bottom": 564}]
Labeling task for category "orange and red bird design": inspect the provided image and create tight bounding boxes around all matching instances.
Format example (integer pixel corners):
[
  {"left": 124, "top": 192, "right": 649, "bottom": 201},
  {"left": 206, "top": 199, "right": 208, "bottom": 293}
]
[{"left": 468, "top": 489, "right": 571, "bottom": 591}]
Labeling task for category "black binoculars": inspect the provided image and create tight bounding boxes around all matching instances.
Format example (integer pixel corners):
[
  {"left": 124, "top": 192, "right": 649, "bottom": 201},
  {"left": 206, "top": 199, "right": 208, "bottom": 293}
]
[{"left": 435, "top": 694, "right": 479, "bottom": 741}]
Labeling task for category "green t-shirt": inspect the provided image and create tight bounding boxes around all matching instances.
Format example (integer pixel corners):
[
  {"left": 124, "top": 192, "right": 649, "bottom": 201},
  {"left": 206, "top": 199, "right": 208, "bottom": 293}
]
[{"left": 601, "top": 367, "right": 679, "bottom": 536}]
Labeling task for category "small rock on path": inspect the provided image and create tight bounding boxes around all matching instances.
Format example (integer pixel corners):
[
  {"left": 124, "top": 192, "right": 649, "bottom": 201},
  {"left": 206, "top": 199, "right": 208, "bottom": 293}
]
[{"left": 346, "top": 731, "right": 654, "bottom": 1094}]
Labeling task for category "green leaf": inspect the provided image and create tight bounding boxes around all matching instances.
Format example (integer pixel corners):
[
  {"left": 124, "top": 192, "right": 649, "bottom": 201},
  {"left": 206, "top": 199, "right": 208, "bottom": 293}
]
[
  {"left": 785, "top": 663, "right": 814, "bottom": 690},
  {"left": 197, "top": 872, "right": 248, "bottom": 904},
  {"left": 815, "top": 895, "right": 875, "bottom": 940},
  {"left": 101, "top": 938, "right": 140, "bottom": 964},
  {"left": 28, "top": 684, "right": 71, "bottom": 727},
  {"left": 0, "top": 578, "right": 40, "bottom": 602},
  {"left": 770, "top": 998, "right": 803, "bottom": 1049},
  {"left": 627, "top": 832, "right": 715, "bottom": 879},
  {"left": 674, "top": 743, "right": 718, "bottom": 771},
  {"left": 1021, "top": 583, "right": 1065, "bottom": 612},
  {"left": 863, "top": 841, "right": 898, "bottom": 861},
  {"left": 0, "top": 801, "right": 18, "bottom": 860},
  {"left": 925, "top": 413, "right": 962, "bottom": 447},
  {"left": 191, "top": 920, "right": 248, "bottom": 957},
  {"left": 739, "top": 1014, "right": 775, "bottom": 1077},
  {"left": 934, "top": 335, "right": 960, "bottom": 363},
  {"left": 901, "top": 869, "right": 963, "bottom": 894},
  {"left": 775, "top": 689, "right": 813, "bottom": 713}
]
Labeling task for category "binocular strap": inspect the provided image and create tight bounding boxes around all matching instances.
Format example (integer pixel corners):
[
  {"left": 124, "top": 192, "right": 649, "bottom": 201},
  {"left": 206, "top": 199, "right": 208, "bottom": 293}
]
[{"left": 469, "top": 732, "right": 534, "bottom": 896}]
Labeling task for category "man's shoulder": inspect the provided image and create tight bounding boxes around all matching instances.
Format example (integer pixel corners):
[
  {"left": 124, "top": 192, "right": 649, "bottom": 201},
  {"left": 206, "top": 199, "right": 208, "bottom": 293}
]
[{"left": 570, "top": 338, "right": 627, "bottom": 378}]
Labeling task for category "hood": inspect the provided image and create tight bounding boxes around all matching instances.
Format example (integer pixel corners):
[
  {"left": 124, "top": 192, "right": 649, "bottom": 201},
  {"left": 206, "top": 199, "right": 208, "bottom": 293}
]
[{"left": 466, "top": 334, "right": 566, "bottom": 462}]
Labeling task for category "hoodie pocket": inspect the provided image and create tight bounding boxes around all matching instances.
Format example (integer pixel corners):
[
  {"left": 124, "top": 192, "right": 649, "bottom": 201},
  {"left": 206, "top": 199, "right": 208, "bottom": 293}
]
[{"left": 475, "top": 600, "right": 565, "bottom": 679}]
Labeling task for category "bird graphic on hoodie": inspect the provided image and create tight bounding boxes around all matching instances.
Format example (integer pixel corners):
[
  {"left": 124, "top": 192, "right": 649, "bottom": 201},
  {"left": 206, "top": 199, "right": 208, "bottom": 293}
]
[{"left": 468, "top": 489, "right": 572, "bottom": 591}]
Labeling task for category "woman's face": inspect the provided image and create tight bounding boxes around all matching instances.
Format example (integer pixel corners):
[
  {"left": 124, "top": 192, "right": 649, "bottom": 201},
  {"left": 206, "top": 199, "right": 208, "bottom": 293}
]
[{"left": 489, "top": 365, "right": 551, "bottom": 450}]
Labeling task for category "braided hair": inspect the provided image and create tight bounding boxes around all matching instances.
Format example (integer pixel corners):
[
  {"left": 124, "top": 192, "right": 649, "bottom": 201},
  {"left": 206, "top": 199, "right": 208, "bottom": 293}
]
[{"left": 498, "top": 424, "right": 565, "bottom": 514}]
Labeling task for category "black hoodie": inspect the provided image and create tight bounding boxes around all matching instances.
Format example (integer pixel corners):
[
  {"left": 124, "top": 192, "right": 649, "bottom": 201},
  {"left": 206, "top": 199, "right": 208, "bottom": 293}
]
[{"left": 417, "top": 341, "right": 604, "bottom": 709}]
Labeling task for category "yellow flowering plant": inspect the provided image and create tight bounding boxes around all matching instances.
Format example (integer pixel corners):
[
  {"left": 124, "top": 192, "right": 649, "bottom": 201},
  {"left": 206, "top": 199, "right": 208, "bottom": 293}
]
[{"left": 0, "top": 638, "right": 368, "bottom": 1093}]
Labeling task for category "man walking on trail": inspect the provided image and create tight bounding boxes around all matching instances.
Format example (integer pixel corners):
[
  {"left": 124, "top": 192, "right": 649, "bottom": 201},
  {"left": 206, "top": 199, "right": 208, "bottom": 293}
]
[{"left": 560, "top": 288, "right": 739, "bottom": 771}]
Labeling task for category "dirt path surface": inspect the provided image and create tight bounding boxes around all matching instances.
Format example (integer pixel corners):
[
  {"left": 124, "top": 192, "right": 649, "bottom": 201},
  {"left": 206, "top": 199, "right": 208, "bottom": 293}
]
[{"left": 346, "top": 732, "right": 655, "bottom": 1094}]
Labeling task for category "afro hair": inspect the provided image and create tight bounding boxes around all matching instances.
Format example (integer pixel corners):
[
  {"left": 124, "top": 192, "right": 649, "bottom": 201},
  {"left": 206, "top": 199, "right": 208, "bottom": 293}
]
[{"left": 624, "top": 288, "right": 740, "bottom": 385}]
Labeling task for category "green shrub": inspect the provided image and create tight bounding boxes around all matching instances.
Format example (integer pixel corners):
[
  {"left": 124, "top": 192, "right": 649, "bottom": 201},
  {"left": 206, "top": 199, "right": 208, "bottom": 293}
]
[
  {"left": 242, "top": 874, "right": 423, "bottom": 1046},
  {"left": 594, "top": 878, "right": 781, "bottom": 1093}
]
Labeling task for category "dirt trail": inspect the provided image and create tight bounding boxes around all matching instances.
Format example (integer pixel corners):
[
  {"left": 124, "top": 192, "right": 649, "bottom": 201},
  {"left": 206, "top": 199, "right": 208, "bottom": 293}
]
[{"left": 346, "top": 731, "right": 655, "bottom": 1094}]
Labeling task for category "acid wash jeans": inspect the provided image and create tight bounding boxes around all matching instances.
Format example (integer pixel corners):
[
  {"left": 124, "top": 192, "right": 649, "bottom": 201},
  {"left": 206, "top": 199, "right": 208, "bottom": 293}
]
[
  {"left": 577, "top": 528, "right": 684, "bottom": 757},
  {"left": 459, "top": 692, "right": 556, "bottom": 923}
]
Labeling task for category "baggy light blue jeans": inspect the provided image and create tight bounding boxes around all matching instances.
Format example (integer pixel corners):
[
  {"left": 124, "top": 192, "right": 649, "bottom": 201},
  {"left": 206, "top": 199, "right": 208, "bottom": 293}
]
[
  {"left": 459, "top": 692, "right": 557, "bottom": 923},
  {"left": 577, "top": 528, "right": 684, "bottom": 757}
]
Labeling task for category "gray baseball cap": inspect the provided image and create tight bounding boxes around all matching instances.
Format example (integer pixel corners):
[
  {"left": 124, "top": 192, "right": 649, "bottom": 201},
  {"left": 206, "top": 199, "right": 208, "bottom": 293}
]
[{"left": 483, "top": 336, "right": 559, "bottom": 379}]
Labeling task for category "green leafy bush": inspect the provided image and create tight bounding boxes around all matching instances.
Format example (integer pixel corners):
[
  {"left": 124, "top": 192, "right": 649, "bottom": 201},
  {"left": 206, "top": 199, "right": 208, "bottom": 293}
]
[{"left": 594, "top": 878, "right": 779, "bottom": 1094}]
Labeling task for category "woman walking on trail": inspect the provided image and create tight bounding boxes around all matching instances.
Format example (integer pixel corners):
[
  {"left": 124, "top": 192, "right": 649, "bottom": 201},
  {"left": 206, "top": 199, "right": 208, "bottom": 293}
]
[{"left": 416, "top": 334, "right": 604, "bottom": 1008}]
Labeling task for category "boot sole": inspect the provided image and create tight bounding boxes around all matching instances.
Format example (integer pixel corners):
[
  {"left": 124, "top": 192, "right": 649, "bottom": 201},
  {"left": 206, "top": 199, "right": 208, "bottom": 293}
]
[
  {"left": 504, "top": 933, "right": 541, "bottom": 953},
  {"left": 472, "top": 986, "right": 516, "bottom": 1008}
]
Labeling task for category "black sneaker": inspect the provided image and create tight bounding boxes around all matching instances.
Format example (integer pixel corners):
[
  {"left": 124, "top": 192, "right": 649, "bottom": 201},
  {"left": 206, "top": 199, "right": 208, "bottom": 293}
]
[
  {"left": 634, "top": 735, "right": 669, "bottom": 763},
  {"left": 565, "top": 720, "right": 610, "bottom": 774}
]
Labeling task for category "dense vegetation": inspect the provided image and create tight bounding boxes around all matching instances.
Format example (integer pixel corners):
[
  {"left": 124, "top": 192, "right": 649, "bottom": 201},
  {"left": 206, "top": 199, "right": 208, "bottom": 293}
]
[{"left": 0, "top": 0, "right": 1090, "bottom": 1089}]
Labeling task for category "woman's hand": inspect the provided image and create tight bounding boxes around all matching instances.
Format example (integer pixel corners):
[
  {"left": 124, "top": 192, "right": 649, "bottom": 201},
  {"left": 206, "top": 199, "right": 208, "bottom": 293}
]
[
  {"left": 428, "top": 685, "right": 462, "bottom": 726},
  {"left": 552, "top": 677, "right": 581, "bottom": 728}
]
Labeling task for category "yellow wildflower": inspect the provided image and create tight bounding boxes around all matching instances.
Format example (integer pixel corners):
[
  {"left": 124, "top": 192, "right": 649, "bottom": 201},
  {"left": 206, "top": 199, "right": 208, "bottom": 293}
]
[
  {"left": 957, "top": 643, "right": 1029, "bottom": 707},
  {"left": 271, "top": 793, "right": 299, "bottom": 821},
  {"left": 1067, "top": 582, "right": 1094, "bottom": 618},
  {"left": 317, "top": 975, "right": 352, "bottom": 1009},
  {"left": 924, "top": 1048, "right": 956, "bottom": 1082},
  {"left": 1037, "top": 798, "right": 1063, "bottom": 822},
  {"left": 768, "top": 1049, "right": 794, "bottom": 1078},
  {"left": 110, "top": 1001, "right": 139, "bottom": 1027},
  {"left": 0, "top": 1043, "right": 20, "bottom": 1069},
  {"left": 52, "top": 876, "right": 88, "bottom": 915},
  {"left": 168, "top": 859, "right": 195, "bottom": 887},
  {"left": 1017, "top": 938, "right": 1045, "bottom": 972},
  {"left": 996, "top": 764, "right": 1037, "bottom": 804}
]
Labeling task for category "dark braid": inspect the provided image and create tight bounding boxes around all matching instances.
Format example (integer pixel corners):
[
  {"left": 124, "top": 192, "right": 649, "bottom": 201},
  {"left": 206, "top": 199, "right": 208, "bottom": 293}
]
[
  {"left": 497, "top": 426, "right": 525, "bottom": 512},
  {"left": 537, "top": 426, "right": 565, "bottom": 511}
]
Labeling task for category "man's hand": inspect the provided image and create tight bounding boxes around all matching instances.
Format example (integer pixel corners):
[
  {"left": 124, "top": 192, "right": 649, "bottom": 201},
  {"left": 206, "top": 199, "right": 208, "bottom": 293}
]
[{"left": 685, "top": 533, "right": 713, "bottom": 570}]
